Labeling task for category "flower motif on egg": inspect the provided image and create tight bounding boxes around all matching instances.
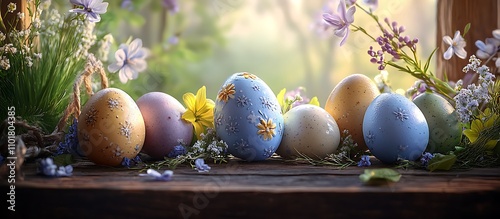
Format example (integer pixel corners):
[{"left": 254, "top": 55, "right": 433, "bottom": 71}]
[
  {"left": 365, "top": 131, "right": 375, "bottom": 143},
  {"left": 252, "top": 85, "right": 260, "bottom": 91},
  {"left": 113, "top": 145, "right": 123, "bottom": 157},
  {"left": 215, "top": 113, "right": 224, "bottom": 127},
  {"left": 218, "top": 83, "right": 236, "bottom": 103},
  {"left": 263, "top": 146, "right": 274, "bottom": 158},
  {"left": 239, "top": 72, "right": 257, "bottom": 79},
  {"left": 85, "top": 107, "right": 98, "bottom": 127},
  {"left": 236, "top": 95, "right": 250, "bottom": 107},
  {"left": 108, "top": 98, "right": 120, "bottom": 110},
  {"left": 398, "top": 145, "right": 409, "bottom": 152},
  {"left": 257, "top": 118, "right": 276, "bottom": 140},
  {"left": 234, "top": 139, "right": 250, "bottom": 152},
  {"left": 225, "top": 119, "right": 240, "bottom": 135},
  {"left": 247, "top": 111, "right": 259, "bottom": 124},
  {"left": 393, "top": 107, "right": 409, "bottom": 121},
  {"left": 119, "top": 121, "right": 133, "bottom": 141},
  {"left": 260, "top": 96, "right": 277, "bottom": 111}
]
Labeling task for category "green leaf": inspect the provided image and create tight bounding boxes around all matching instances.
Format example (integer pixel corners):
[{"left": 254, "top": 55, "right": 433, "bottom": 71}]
[
  {"left": 424, "top": 47, "right": 438, "bottom": 74},
  {"left": 463, "top": 23, "right": 471, "bottom": 36},
  {"left": 427, "top": 153, "right": 457, "bottom": 172},
  {"left": 359, "top": 168, "right": 402, "bottom": 183},
  {"left": 52, "top": 154, "right": 75, "bottom": 166}
]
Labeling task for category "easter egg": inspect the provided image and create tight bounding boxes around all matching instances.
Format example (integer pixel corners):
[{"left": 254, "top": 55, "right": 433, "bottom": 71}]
[
  {"left": 363, "top": 93, "right": 429, "bottom": 164},
  {"left": 276, "top": 104, "right": 340, "bottom": 159},
  {"left": 214, "top": 72, "right": 284, "bottom": 161},
  {"left": 136, "top": 92, "right": 193, "bottom": 160},
  {"left": 78, "top": 88, "right": 145, "bottom": 166},
  {"left": 412, "top": 92, "right": 462, "bottom": 153},
  {"left": 324, "top": 74, "right": 380, "bottom": 152}
]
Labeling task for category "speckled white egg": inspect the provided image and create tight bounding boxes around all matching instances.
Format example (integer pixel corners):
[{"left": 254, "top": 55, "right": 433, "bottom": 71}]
[
  {"left": 276, "top": 104, "right": 340, "bottom": 159},
  {"left": 214, "top": 72, "right": 284, "bottom": 161},
  {"left": 78, "top": 88, "right": 145, "bottom": 166},
  {"left": 363, "top": 93, "right": 429, "bottom": 164},
  {"left": 136, "top": 92, "right": 193, "bottom": 160}
]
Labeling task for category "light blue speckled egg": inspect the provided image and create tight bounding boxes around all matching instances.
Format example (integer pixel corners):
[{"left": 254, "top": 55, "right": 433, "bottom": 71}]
[
  {"left": 214, "top": 72, "right": 284, "bottom": 161},
  {"left": 363, "top": 93, "right": 429, "bottom": 164}
]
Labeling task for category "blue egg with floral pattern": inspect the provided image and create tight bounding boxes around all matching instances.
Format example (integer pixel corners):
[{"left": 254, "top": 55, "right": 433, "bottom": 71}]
[
  {"left": 214, "top": 72, "right": 284, "bottom": 161},
  {"left": 362, "top": 93, "right": 429, "bottom": 164}
]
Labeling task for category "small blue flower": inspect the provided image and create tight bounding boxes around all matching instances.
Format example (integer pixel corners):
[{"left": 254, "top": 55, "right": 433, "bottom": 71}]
[
  {"left": 139, "top": 169, "right": 173, "bottom": 181},
  {"left": 56, "top": 119, "right": 80, "bottom": 156},
  {"left": 121, "top": 155, "right": 142, "bottom": 168},
  {"left": 0, "top": 154, "right": 4, "bottom": 165},
  {"left": 69, "top": 0, "right": 109, "bottom": 23},
  {"left": 37, "top": 158, "right": 73, "bottom": 177},
  {"left": 167, "top": 145, "right": 187, "bottom": 158},
  {"left": 194, "top": 158, "right": 211, "bottom": 172},
  {"left": 133, "top": 155, "right": 142, "bottom": 163},
  {"left": 357, "top": 155, "right": 371, "bottom": 167},
  {"left": 420, "top": 152, "right": 434, "bottom": 167},
  {"left": 121, "top": 157, "right": 132, "bottom": 167}
]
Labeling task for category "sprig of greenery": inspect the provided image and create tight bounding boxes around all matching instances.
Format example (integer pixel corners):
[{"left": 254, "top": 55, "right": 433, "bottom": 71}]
[
  {"left": 352, "top": 3, "right": 456, "bottom": 102},
  {"left": 289, "top": 130, "right": 360, "bottom": 169},
  {"left": 1, "top": 1, "right": 94, "bottom": 132},
  {"left": 141, "top": 128, "right": 229, "bottom": 171}
]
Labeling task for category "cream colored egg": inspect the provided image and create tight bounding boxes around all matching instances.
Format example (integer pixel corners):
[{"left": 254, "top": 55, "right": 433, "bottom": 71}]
[
  {"left": 276, "top": 104, "right": 340, "bottom": 159},
  {"left": 77, "top": 88, "right": 145, "bottom": 166},
  {"left": 324, "top": 74, "right": 380, "bottom": 151}
]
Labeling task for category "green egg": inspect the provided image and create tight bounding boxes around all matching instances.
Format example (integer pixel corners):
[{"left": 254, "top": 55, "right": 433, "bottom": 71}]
[{"left": 413, "top": 92, "right": 462, "bottom": 153}]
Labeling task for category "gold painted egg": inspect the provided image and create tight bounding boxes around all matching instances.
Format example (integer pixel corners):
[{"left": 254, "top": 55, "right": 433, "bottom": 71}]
[
  {"left": 324, "top": 74, "right": 380, "bottom": 152},
  {"left": 77, "top": 88, "right": 145, "bottom": 166}
]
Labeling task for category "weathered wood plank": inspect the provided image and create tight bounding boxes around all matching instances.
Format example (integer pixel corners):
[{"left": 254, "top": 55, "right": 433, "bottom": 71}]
[{"left": 2, "top": 158, "right": 500, "bottom": 218}]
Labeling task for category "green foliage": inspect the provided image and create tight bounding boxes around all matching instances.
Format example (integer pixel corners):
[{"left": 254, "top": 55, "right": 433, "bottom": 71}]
[
  {"left": 427, "top": 153, "right": 456, "bottom": 172},
  {"left": 359, "top": 168, "right": 401, "bottom": 183},
  {"left": 1, "top": 2, "right": 89, "bottom": 132}
]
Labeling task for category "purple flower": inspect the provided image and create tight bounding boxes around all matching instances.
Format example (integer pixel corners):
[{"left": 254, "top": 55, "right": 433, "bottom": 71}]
[
  {"left": 362, "top": 0, "right": 378, "bottom": 11},
  {"left": 121, "top": 155, "right": 142, "bottom": 167},
  {"left": 475, "top": 38, "right": 499, "bottom": 60},
  {"left": 420, "top": 152, "right": 434, "bottom": 167},
  {"left": 163, "top": 0, "right": 179, "bottom": 14},
  {"left": 194, "top": 158, "right": 211, "bottom": 172},
  {"left": 323, "top": 0, "right": 356, "bottom": 46},
  {"left": 139, "top": 169, "right": 173, "bottom": 181},
  {"left": 121, "top": 0, "right": 133, "bottom": 10},
  {"left": 167, "top": 145, "right": 187, "bottom": 158},
  {"left": 56, "top": 119, "right": 81, "bottom": 156},
  {"left": 37, "top": 158, "right": 73, "bottom": 177},
  {"left": 168, "top": 35, "right": 179, "bottom": 45},
  {"left": 284, "top": 87, "right": 310, "bottom": 107},
  {"left": 357, "top": 155, "right": 371, "bottom": 167},
  {"left": 108, "top": 38, "right": 149, "bottom": 84},
  {"left": 443, "top": 30, "right": 467, "bottom": 60},
  {"left": 69, "top": 0, "right": 109, "bottom": 23}
]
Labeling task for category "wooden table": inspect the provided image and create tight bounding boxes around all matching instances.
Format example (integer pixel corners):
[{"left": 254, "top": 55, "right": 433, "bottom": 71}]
[{"left": 3, "top": 158, "right": 500, "bottom": 218}]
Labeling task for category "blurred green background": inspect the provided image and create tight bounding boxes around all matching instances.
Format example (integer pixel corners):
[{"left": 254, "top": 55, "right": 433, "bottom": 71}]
[{"left": 57, "top": 0, "right": 438, "bottom": 105}]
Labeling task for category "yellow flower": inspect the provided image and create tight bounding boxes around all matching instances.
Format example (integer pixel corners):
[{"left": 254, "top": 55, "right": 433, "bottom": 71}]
[
  {"left": 182, "top": 86, "right": 215, "bottom": 140},
  {"left": 257, "top": 118, "right": 276, "bottom": 140},
  {"left": 217, "top": 83, "right": 235, "bottom": 103},
  {"left": 463, "top": 108, "right": 499, "bottom": 150}
]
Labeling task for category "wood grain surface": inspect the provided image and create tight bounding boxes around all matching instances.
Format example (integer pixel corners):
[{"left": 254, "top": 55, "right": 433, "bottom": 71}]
[{"left": 2, "top": 158, "right": 500, "bottom": 218}]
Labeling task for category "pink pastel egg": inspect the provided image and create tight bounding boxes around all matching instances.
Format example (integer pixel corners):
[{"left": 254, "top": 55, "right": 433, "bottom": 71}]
[{"left": 136, "top": 92, "right": 193, "bottom": 159}]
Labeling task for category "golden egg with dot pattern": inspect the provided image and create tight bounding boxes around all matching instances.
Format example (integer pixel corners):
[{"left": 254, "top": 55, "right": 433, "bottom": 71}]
[{"left": 78, "top": 88, "right": 145, "bottom": 166}]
